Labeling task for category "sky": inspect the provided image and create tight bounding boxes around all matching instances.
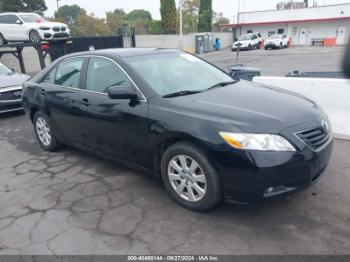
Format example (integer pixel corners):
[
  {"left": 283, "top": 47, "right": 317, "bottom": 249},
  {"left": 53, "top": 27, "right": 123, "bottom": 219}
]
[{"left": 45, "top": 0, "right": 350, "bottom": 23}]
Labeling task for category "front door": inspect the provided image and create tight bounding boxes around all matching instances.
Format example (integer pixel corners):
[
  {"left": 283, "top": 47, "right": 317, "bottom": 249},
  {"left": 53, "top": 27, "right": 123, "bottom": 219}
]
[
  {"left": 78, "top": 56, "right": 151, "bottom": 168},
  {"left": 299, "top": 27, "right": 308, "bottom": 45},
  {"left": 336, "top": 25, "right": 347, "bottom": 45}
]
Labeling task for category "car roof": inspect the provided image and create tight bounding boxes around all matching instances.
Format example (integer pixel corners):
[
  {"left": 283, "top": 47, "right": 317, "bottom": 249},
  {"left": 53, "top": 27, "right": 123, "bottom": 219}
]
[
  {"left": 0, "top": 12, "right": 38, "bottom": 16},
  {"left": 64, "top": 48, "right": 182, "bottom": 58}
]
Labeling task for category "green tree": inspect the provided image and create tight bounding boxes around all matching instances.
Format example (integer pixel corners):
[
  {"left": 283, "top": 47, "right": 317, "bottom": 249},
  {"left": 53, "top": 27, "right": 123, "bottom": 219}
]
[
  {"left": 212, "top": 12, "right": 229, "bottom": 32},
  {"left": 106, "top": 9, "right": 125, "bottom": 35},
  {"left": 124, "top": 9, "right": 152, "bottom": 21},
  {"left": 55, "top": 4, "right": 83, "bottom": 26},
  {"left": 160, "top": 0, "right": 177, "bottom": 34},
  {"left": 147, "top": 20, "right": 163, "bottom": 34},
  {"left": 198, "top": 0, "right": 212, "bottom": 32},
  {"left": 0, "top": 0, "right": 47, "bottom": 13},
  {"left": 71, "top": 11, "right": 111, "bottom": 36},
  {"left": 182, "top": 0, "right": 200, "bottom": 33}
]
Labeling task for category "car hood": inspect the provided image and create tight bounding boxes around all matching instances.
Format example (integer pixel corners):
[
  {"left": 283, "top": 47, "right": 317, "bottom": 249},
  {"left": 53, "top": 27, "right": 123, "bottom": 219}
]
[
  {"left": 0, "top": 73, "right": 30, "bottom": 89},
  {"left": 163, "top": 81, "right": 322, "bottom": 133},
  {"left": 234, "top": 40, "right": 250, "bottom": 45},
  {"left": 30, "top": 21, "right": 69, "bottom": 28}
]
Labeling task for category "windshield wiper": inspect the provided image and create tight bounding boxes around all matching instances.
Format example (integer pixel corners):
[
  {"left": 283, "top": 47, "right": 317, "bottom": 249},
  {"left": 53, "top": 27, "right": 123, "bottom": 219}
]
[
  {"left": 163, "top": 90, "right": 202, "bottom": 98},
  {"left": 207, "top": 81, "right": 238, "bottom": 91}
]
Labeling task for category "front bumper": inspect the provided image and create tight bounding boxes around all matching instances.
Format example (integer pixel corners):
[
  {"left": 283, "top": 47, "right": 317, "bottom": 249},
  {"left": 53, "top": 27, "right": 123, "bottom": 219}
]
[
  {"left": 265, "top": 43, "right": 279, "bottom": 49},
  {"left": 39, "top": 30, "right": 70, "bottom": 41},
  {"left": 0, "top": 87, "right": 23, "bottom": 113},
  {"left": 209, "top": 125, "right": 333, "bottom": 203}
]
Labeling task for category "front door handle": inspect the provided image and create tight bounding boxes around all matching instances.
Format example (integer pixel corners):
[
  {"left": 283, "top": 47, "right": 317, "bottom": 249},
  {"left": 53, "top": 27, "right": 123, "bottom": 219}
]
[
  {"left": 40, "top": 88, "right": 46, "bottom": 96},
  {"left": 81, "top": 98, "right": 91, "bottom": 106}
]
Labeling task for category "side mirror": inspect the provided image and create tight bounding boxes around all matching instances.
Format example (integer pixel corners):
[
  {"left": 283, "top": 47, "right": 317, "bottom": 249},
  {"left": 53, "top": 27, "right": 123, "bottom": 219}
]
[
  {"left": 343, "top": 41, "right": 350, "bottom": 78},
  {"left": 15, "top": 20, "right": 22, "bottom": 25},
  {"left": 108, "top": 86, "right": 138, "bottom": 100}
]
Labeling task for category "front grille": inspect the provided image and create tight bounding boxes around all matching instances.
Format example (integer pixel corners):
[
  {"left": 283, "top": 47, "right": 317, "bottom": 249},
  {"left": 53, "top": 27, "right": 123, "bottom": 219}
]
[
  {"left": 0, "top": 89, "right": 23, "bottom": 101},
  {"left": 53, "top": 33, "right": 69, "bottom": 38},
  {"left": 61, "top": 26, "right": 66, "bottom": 31},
  {"left": 296, "top": 127, "right": 330, "bottom": 150},
  {"left": 52, "top": 26, "right": 60, "bottom": 32}
]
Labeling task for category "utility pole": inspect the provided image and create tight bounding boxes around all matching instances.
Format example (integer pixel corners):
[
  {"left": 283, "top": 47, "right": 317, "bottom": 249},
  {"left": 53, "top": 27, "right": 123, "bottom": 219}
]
[{"left": 179, "top": 0, "right": 183, "bottom": 50}]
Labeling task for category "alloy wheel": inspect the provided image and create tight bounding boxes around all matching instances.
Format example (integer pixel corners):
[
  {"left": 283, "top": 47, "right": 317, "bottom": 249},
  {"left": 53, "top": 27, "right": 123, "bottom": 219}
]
[
  {"left": 36, "top": 116, "right": 52, "bottom": 146},
  {"left": 168, "top": 155, "right": 207, "bottom": 202},
  {"left": 29, "top": 30, "right": 41, "bottom": 44}
]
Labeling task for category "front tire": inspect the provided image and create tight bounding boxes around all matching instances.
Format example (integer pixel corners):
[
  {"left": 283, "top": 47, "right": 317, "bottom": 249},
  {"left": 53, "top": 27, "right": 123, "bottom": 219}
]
[
  {"left": 0, "top": 34, "right": 6, "bottom": 46},
  {"left": 29, "top": 30, "right": 41, "bottom": 44},
  {"left": 161, "top": 142, "right": 222, "bottom": 211},
  {"left": 33, "top": 111, "right": 61, "bottom": 151}
]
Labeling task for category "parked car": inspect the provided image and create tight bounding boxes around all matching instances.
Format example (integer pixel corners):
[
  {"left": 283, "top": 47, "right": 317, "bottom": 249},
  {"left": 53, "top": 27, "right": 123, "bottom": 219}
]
[
  {"left": 232, "top": 33, "right": 263, "bottom": 51},
  {"left": 22, "top": 49, "right": 333, "bottom": 211},
  {"left": 265, "top": 34, "right": 290, "bottom": 49},
  {"left": 0, "top": 63, "right": 30, "bottom": 113},
  {"left": 0, "top": 12, "right": 70, "bottom": 45}
]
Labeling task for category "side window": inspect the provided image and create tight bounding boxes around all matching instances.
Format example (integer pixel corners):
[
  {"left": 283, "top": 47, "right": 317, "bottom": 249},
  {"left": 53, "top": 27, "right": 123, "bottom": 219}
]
[
  {"left": 0, "top": 15, "right": 9, "bottom": 24},
  {"left": 251, "top": 34, "right": 257, "bottom": 40},
  {"left": 8, "top": 15, "right": 19, "bottom": 24},
  {"left": 86, "top": 57, "right": 132, "bottom": 93},
  {"left": 257, "top": 33, "right": 262, "bottom": 38},
  {"left": 41, "top": 67, "right": 57, "bottom": 84},
  {"left": 54, "top": 58, "right": 84, "bottom": 88}
]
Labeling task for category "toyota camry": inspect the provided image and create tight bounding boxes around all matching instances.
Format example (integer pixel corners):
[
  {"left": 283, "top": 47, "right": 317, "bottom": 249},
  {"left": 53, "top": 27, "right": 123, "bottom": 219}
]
[{"left": 22, "top": 48, "right": 333, "bottom": 211}]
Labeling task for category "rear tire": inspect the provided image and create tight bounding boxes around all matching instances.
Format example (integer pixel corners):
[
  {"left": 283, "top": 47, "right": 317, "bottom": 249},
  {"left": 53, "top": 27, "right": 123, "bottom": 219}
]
[
  {"left": 33, "top": 111, "right": 62, "bottom": 151},
  {"left": 0, "top": 34, "right": 6, "bottom": 46},
  {"left": 29, "top": 30, "right": 41, "bottom": 44},
  {"left": 161, "top": 142, "right": 222, "bottom": 211}
]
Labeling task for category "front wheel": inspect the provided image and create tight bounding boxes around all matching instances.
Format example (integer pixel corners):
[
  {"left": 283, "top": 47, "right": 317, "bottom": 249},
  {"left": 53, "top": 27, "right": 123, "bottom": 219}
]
[
  {"left": 33, "top": 111, "right": 61, "bottom": 151},
  {"left": 29, "top": 30, "right": 41, "bottom": 44},
  {"left": 0, "top": 34, "right": 6, "bottom": 46},
  {"left": 161, "top": 142, "right": 222, "bottom": 211}
]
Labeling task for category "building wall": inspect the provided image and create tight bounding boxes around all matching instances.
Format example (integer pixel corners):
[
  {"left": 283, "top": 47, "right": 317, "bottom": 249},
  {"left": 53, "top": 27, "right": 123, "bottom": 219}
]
[
  {"left": 239, "top": 3, "right": 350, "bottom": 24},
  {"left": 136, "top": 33, "right": 233, "bottom": 53},
  {"left": 240, "top": 20, "right": 349, "bottom": 45}
]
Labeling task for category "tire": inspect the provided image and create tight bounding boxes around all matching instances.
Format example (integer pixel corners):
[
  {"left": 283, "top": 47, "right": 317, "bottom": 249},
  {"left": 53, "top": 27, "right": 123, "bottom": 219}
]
[
  {"left": 161, "top": 142, "right": 222, "bottom": 211},
  {"left": 279, "top": 43, "right": 282, "bottom": 49},
  {"left": 33, "top": 111, "right": 61, "bottom": 151},
  {"left": 248, "top": 44, "right": 252, "bottom": 51},
  {"left": 0, "top": 34, "right": 6, "bottom": 46},
  {"left": 29, "top": 30, "right": 41, "bottom": 44},
  {"left": 257, "top": 42, "right": 261, "bottom": 49}
]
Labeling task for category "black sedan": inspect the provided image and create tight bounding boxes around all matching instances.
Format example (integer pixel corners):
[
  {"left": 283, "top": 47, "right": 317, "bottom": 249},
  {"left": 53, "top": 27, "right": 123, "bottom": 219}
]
[
  {"left": 0, "top": 63, "right": 30, "bottom": 113},
  {"left": 22, "top": 48, "right": 333, "bottom": 211}
]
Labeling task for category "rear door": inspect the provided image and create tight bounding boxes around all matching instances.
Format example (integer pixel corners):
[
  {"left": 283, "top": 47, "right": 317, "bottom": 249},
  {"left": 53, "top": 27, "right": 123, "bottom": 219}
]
[
  {"left": 78, "top": 56, "right": 151, "bottom": 168},
  {"left": 39, "top": 57, "right": 86, "bottom": 142}
]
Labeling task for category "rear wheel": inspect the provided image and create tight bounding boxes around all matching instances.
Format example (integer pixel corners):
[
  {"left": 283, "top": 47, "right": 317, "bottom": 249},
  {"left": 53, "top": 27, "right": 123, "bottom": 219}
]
[
  {"left": 0, "top": 34, "right": 6, "bottom": 46},
  {"left": 161, "top": 142, "right": 222, "bottom": 211},
  {"left": 29, "top": 30, "right": 41, "bottom": 44},
  {"left": 33, "top": 111, "right": 61, "bottom": 151}
]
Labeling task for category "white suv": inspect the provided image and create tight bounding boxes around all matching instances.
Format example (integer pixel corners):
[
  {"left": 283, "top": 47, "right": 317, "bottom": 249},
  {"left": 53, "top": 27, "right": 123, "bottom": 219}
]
[
  {"left": 232, "top": 33, "right": 263, "bottom": 51},
  {"left": 0, "top": 12, "right": 70, "bottom": 45}
]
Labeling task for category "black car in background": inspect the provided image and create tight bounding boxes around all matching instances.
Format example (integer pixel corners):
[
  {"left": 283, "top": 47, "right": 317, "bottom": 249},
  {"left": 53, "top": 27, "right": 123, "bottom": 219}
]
[
  {"left": 22, "top": 49, "right": 333, "bottom": 211},
  {"left": 0, "top": 63, "right": 30, "bottom": 114}
]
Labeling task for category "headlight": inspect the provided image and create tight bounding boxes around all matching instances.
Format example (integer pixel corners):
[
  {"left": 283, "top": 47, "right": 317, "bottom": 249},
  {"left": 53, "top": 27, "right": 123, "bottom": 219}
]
[{"left": 219, "top": 132, "right": 296, "bottom": 152}]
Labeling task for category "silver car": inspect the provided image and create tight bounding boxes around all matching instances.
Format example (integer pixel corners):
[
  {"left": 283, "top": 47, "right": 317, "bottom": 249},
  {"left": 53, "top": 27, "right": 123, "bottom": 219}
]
[{"left": 0, "top": 63, "right": 29, "bottom": 113}]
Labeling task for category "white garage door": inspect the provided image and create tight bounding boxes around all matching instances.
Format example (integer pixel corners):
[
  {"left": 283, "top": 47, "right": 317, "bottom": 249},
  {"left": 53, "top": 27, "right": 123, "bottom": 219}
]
[{"left": 336, "top": 25, "right": 347, "bottom": 45}]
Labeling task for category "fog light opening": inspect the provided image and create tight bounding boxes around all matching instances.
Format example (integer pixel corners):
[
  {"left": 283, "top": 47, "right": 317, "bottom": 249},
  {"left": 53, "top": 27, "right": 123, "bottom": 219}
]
[{"left": 264, "top": 185, "right": 296, "bottom": 197}]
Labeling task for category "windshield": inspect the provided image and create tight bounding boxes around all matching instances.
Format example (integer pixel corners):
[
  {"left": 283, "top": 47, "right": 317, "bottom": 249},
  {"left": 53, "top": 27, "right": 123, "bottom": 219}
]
[
  {"left": 125, "top": 53, "right": 234, "bottom": 96},
  {"left": 238, "top": 35, "right": 252, "bottom": 41},
  {"left": 20, "top": 14, "right": 47, "bottom": 23},
  {"left": 0, "top": 63, "right": 12, "bottom": 75}
]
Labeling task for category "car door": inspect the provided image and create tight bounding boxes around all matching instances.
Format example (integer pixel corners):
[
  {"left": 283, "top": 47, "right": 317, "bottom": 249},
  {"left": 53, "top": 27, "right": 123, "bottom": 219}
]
[
  {"left": 5, "top": 15, "right": 27, "bottom": 41},
  {"left": 39, "top": 57, "right": 86, "bottom": 142},
  {"left": 78, "top": 56, "right": 151, "bottom": 168}
]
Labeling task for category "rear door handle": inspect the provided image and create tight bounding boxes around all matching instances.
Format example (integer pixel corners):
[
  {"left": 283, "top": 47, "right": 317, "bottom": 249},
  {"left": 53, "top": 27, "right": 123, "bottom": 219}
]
[{"left": 81, "top": 98, "right": 91, "bottom": 106}]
